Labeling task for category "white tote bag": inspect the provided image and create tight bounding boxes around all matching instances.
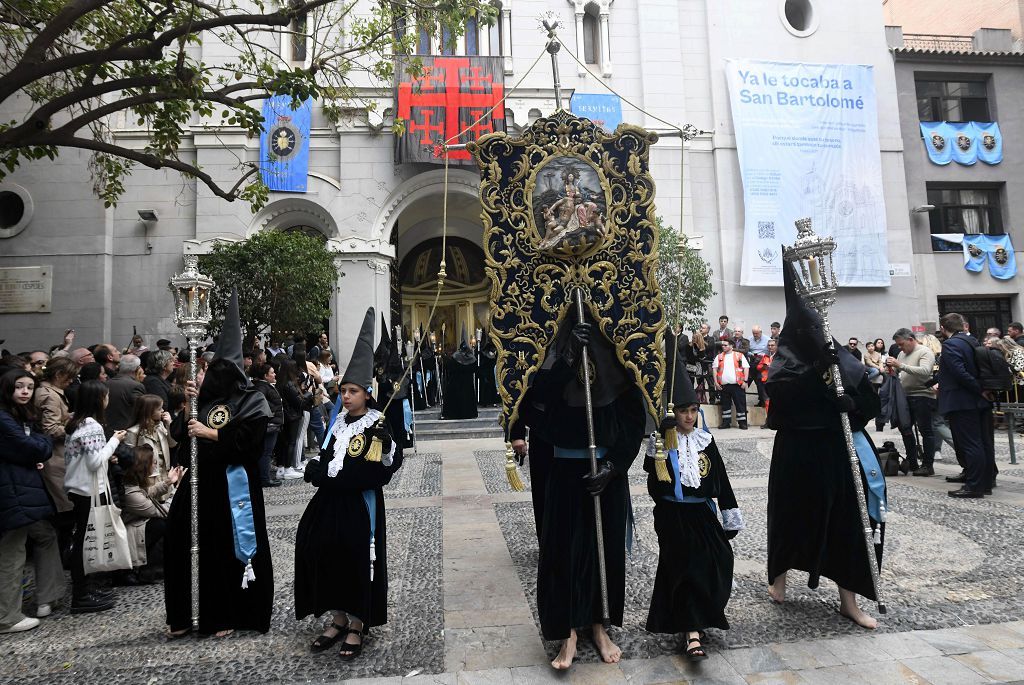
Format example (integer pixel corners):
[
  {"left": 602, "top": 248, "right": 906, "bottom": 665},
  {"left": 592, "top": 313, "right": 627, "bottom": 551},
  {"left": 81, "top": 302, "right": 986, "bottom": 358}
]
[{"left": 83, "top": 473, "right": 133, "bottom": 574}]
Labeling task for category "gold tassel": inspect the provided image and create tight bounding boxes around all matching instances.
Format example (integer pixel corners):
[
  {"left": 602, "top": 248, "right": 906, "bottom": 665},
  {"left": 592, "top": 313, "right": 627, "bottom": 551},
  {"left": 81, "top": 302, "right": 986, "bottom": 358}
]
[
  {"left": 653, "top": 432, "right": 672, "bottom": 483},
  {"left": 504, "top": 442, "right": 525, "bottom": 491},
  {"left": 365, "top": 420, "right": 383, "bottom": 462}
]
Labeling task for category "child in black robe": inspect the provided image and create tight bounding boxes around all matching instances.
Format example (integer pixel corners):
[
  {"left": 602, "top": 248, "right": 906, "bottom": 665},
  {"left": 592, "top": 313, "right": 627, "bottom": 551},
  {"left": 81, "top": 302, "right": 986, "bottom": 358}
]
[
  {"left": 294, "top": 308, "right": 403, "bottom": 660},
  {"left": 644, "top": 373, "right": 743, "bottom": 660}
]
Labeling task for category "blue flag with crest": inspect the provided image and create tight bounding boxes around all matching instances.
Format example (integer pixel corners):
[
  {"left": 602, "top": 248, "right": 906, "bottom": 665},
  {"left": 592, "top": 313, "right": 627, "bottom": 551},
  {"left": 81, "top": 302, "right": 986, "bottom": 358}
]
[{"left": 260, "top": 96, "right": 312, "bottom": 192}]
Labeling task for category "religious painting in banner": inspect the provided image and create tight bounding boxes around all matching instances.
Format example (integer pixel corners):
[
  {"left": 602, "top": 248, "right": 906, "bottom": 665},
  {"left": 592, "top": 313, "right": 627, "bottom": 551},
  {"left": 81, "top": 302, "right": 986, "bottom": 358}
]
[
  {"left": 259, "top": 96, "right": 312, "bottom": 192},
  {"left": 395, "top": 56, "right": 505, "bottom": 163},
  {"left": 468, "top": 110, "right": 665, "bottom": 430}
]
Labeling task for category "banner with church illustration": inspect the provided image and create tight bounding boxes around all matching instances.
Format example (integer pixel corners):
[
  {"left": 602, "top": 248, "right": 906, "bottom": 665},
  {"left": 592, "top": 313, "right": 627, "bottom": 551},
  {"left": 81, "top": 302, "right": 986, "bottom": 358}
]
[
  {"left": 725, "top": 59, "right": 890, "bottom": 287},
  {"left": 395, "top": 56, "right": 505, "bottom": 164},
  {"left": 919, "top": 121, "right": 1002, "bottom": 166},
  {"left": 259, "top": 96, "right": 312, "bottom": 192},
  {"left": 932, "top": 233, "right": 1017, "bottom": 280}
]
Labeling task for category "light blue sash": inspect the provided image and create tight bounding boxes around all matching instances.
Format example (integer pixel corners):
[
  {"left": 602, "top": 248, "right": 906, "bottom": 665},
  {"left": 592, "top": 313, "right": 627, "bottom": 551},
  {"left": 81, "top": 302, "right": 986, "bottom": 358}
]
[
  {"left": 226, "top": 464, "right": 257, "bottom": 587},
  {"left": 553, "top": 446, "right": 608, "bottom": 460},
  {"left": 322, "top": 396, "right": 344, "bottom": 450},
  {"left": 852, "top": 430, "right": 886, "bottom": 522}
]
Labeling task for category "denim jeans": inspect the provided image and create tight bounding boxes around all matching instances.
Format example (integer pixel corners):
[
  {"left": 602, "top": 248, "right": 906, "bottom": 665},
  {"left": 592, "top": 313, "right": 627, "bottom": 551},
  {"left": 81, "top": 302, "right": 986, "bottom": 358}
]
[{"left": 260, "top": 429, "right": 280, "bottom": 484}]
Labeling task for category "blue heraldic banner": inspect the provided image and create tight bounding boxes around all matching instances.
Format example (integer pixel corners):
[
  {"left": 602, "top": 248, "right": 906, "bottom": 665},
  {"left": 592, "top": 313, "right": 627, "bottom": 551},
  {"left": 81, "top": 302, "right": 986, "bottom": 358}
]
[
  {"left": 260, "top": 96, "right": 312, "bottom": 192},
  {"left": 570, "top": 93, "right": 623, "bottom": 131},
  {"left": 933, "top": 233, "right": 1017, "bottom": 280},
  {"left": 920, "top": 121, "right": 1002, "bottom": 166},
  {"left": 920, "top": 122, "right": 953, "bottom": 165}
]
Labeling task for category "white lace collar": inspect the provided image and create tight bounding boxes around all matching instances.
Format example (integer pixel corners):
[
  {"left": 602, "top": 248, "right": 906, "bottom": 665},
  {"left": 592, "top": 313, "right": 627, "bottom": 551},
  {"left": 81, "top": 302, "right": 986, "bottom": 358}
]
[
  {"left": 325, "top": 409, "right": 382, "bottom": 478},
  {"left": 675, "top": 428, "right": 712, "bottom": 489}
]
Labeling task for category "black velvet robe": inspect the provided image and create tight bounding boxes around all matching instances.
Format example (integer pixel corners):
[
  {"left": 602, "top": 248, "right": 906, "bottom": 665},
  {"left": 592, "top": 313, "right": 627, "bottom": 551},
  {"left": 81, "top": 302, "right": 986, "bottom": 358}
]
[
  {"left": 442, "top": 357, "right": 478, "bottom": 420},
  {"left": 164, "top": 392, "right": 273, "bottom": 634},
  {"left": 294, "top": 414, "right": 403, "bottom": 627},
  {"left": 766, "top": 368, "right": 885, "bottom": 600},
  {"left": 478, "top": 352, "right": 499, "bottom": 406},
  {"left": 644, "top": 434, "right": 739, "bottom": 634},
  {"left": 529, "top": 356, "right": 646, "bottom": 640}
]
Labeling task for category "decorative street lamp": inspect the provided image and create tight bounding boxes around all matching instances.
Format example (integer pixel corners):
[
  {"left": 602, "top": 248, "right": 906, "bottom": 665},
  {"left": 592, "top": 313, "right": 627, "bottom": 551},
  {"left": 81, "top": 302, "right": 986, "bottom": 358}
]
[
  {"left": 781, "top": 217, "right": 886, "bottom": 615},
  {"left": 168, "top": 253, "right": 215, "bottom": 629}
]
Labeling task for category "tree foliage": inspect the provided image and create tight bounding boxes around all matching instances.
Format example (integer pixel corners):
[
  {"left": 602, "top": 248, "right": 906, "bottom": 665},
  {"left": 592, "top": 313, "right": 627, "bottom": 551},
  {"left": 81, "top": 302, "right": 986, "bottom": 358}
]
[
  {"left": 200, "top": 230, "right": 338, "bottom": 346},
  {"left": 656, "top": 216, "right": 715, "bottom": 333},
  {"left": 0, "top": 0, "right": 496, "bottom": 209}
]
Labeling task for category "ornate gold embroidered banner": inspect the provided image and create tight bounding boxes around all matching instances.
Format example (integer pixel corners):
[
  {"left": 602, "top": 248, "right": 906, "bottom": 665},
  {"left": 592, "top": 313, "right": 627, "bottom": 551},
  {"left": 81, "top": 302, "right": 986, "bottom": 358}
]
[{"left": 468, "top": 110, "right": 666, "bottom": 430}]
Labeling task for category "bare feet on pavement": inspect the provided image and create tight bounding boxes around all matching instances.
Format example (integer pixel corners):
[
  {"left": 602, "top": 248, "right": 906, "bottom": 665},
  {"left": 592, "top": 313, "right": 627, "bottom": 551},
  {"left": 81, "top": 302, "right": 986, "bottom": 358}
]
[
  {"left": 768, "top": 573, "right": 787, "bottom": 604},
  {"left": 551, "top": 629, "right": 577, "bottom": 670},
  {"left": 838, "top": 588, "right": 878, "bottom": 629},
  {"left": 592, "top": 623, "right": 622, "bottom": 664}
]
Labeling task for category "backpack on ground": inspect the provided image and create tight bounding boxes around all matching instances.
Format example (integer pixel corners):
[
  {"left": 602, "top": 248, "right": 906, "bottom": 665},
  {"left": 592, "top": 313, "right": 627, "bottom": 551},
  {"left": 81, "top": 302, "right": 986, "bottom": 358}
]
[
  {"left": 973, "top": 345, "right": 1014, "bottom": 392},
  {"left": 876, "top": 440, "right": 903, "bottom": 477}
]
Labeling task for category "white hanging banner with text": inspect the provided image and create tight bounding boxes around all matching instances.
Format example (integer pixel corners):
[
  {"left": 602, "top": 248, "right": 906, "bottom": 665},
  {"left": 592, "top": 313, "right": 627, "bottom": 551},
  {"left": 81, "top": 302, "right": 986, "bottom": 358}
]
[{"left": 725, "top": 60, "right": 890, "bottom": 287}]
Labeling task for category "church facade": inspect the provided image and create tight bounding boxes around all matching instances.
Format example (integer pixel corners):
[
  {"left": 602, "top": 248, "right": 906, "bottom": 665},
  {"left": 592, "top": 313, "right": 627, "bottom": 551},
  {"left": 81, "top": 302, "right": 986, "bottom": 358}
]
[{"left": 0, "top": 0, "right": 1019, "bottom": 355}]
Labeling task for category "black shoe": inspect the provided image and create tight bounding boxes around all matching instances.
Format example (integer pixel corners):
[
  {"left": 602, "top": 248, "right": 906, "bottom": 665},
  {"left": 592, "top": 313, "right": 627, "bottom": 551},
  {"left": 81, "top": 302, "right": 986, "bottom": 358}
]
[
  {"left": 71, "top": 593, "right": 115, "bottom": 614},
  {"left": 912, "top": 465, "right": 935, "bottom": 476},
  {"left": 948, "top": 487, "right": 983, "bottom": 499},
  {"left": 338, "top": 627, "right": 366, "bottom": 661},
  {"left": 898, "top": 460, "right": 910, "bottom": 476},
  {"left": 984, "top": 488, "right": 993, "bottom": 496},
  {"left": 738, "top": 421, "right": 748, "bottom": 430},
  {"left": 310, "top": 621, "right": 348, "bottom": 653},
  {"left": 718, "top": 423, "right": 730, "bottom": 430},
  {"left": 262, "top": 479, "right": 282, "bottom": 488},
  {"left": 87, "top": 585, "right": 114, "bottom": 601},
  {"left": 945, "top": 472, "right": 967, "bottom": 483}
]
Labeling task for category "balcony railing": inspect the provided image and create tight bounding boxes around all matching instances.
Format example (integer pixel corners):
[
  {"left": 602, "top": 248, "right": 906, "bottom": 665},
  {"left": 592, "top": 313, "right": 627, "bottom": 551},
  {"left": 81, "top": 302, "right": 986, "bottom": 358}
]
[{"left": 901, "top": 33, "right": 975, "bottom": 52}]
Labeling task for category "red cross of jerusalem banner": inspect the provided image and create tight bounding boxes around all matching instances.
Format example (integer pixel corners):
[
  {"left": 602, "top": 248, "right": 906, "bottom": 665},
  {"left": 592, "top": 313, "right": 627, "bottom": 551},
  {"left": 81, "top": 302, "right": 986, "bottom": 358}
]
[{"left": 395, "top": 56, "right": 505, "bottom": 164}]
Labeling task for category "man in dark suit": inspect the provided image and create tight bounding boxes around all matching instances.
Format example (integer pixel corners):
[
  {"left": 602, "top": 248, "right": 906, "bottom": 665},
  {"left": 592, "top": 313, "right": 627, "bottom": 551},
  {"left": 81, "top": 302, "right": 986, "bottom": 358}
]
[
  {"left": 937, "top": 313, "right": 995, "bottom": 498},
  {"left": 106, "top": 354, "right": 146, "bottom": 435}
]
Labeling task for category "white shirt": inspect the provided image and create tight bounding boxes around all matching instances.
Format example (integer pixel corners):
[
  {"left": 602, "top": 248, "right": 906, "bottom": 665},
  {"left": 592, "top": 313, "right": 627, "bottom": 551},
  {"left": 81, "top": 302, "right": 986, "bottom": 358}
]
[{"left": 712, "top": 351, "right": 749, "bottom": 385}]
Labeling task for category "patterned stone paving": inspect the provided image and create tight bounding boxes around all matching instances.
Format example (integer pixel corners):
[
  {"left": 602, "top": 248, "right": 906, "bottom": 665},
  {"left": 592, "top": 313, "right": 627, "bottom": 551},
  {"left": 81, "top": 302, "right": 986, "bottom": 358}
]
[
  {"left": 494, "top": 440, "right": 1024, "bottom": 664},
  {"left": 4, "top": 504, "right": 443, "bottom": 684}
]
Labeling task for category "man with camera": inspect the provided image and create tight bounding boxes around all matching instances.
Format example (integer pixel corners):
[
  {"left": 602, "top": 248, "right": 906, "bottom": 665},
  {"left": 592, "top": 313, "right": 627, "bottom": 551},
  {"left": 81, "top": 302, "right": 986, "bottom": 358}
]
[{"left": 886, "top": 328, "right": 937, "bottom": 476}]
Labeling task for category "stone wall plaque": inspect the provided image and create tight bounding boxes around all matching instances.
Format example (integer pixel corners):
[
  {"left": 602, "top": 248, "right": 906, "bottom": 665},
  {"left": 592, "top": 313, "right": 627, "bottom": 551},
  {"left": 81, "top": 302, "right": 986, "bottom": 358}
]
[{"left": 0, "top": 266, "right": 52, "bottom": 313}]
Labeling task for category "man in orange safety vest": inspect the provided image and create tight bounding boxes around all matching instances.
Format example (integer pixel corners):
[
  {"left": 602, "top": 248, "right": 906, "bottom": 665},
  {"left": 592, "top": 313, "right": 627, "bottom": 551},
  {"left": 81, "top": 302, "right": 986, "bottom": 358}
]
[{"left": 713, "top": 339, "right": 750, "bottom": 429}]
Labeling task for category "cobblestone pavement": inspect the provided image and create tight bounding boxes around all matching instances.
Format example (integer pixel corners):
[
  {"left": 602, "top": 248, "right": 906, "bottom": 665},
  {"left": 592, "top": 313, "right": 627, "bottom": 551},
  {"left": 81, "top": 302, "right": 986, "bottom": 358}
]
[{"left": 4, "top": 428, "right": 1024, "bottom": 684}]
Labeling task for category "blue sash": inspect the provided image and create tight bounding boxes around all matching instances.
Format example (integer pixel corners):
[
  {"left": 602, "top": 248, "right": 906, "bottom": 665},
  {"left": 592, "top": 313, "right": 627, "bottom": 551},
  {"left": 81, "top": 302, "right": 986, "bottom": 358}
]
[
  {"left": 403, "top": 398, "right": 412, "bottom": 432},
  {"left": 852, "top": 430, "right": 886, "bottom": 522},
  {"left": 226, "top": 464, "right": 258, "bottom": 588},
  {"left": 553, "top": 446, "right": 608, "bottom": 460},
  {"left": 322, "top": 396, "right": 344, "bottom": 449},
  {"left": 362, "top": 489, "right": 378, "bottom": 581}
]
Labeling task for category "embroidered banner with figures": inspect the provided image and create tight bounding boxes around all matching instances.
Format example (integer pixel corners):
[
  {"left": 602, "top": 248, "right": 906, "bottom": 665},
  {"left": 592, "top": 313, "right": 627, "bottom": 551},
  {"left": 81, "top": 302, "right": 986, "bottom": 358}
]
[
  {"left": 919, "top": 121, "right": 1002, "bottom": 166},
  {"left": 932, "top": 233, "right": 1017, "bottom": 280},
  {"left": 395, "top": 56, "right": 505, "bottom": 164},
  {"left": 260, "top": 96, "right": 312, "bottom": 192}
]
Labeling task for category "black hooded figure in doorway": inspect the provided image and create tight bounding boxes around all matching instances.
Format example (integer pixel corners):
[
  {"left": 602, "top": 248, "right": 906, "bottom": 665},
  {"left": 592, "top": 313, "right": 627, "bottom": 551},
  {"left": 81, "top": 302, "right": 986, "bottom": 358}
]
[
  {"left": 441, "top": 328, "right": 479, "bottom": 420},
  {"left": 477, "top": 337, "right": 499, "bottom": 406},
  {"left": 164, "top": 288, "right": 274, "bottom": 636},
  {"left": 765, "top": 262, "right": 887, "bottom": 630}
]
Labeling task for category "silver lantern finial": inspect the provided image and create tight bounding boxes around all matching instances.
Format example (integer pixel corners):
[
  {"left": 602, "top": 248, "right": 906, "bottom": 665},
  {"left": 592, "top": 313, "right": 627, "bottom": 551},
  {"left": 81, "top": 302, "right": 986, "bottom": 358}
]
[{"left": 168, "top": 253, "right": 215, "bottom": 630}]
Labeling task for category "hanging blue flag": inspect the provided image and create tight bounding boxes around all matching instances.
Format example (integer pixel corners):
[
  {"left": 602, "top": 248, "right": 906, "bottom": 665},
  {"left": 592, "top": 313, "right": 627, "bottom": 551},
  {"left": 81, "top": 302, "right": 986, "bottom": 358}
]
[
  {"left": 975, "top": 122, "right": 1003, "bottom": 165},
  {"left": 983, "top": 234, "right": 1016, "bottom": 280},
  {"left": 961, "top": 234, "right": 987, "bottom": 272},
  {"left": 260, "top": 96, "right": 312, "bottom": 192},
  {"left": 949, "top": 122, "right": 978, "bottom": 166},
  {"left": 920, "top": 122, "right": 953, "bottom": 165},
  {"left": 570, "top": 93, "right": 623, "bottom": 132}
]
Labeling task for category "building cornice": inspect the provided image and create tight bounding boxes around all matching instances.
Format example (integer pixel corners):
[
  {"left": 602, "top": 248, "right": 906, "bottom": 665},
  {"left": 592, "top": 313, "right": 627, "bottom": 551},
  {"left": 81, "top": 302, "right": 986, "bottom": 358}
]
[{"left": 891, "top": 48, "right": 1024, "bottom": 66}]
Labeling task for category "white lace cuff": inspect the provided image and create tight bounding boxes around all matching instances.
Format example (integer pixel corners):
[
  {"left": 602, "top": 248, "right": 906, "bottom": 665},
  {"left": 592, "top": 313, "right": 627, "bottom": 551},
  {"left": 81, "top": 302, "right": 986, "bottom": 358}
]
[{"left": 721, "top": 508, "right": 745, "bottom": 531}]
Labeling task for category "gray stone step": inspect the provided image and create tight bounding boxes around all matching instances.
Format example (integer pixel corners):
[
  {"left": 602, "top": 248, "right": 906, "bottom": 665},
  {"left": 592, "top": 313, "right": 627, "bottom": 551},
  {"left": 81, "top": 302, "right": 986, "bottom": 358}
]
[{"left": 411, "top": 406, "right": 503, "bottom": 441}]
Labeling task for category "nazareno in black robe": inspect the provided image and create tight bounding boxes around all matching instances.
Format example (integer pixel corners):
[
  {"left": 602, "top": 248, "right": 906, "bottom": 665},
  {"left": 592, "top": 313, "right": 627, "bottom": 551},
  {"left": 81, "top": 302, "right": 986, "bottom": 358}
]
[
  {"left": 478, "top": 348, "right": 499, "bottom": 406},
  {"left": 164, "top": 390, "right": 274, "bottom": 634},
  {"left": 441, "top": 353, "right": 478, "bottom": 420},
  {"left": 644, "top": 431, "right": 742, "bottom": 634},
  {"left": 294, "top": 411, "right": 403, "bottom": 627},
  {"left": 528, "top": 349, "right": 646, "bottom": 641},
  {"left": 765, "top": 364, "right": 885, "bottom": 601}
]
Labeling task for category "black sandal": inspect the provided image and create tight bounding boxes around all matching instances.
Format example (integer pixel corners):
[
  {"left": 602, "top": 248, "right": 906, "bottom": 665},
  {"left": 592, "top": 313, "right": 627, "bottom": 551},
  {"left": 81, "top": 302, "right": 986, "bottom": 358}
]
[
  {"left": 685, "top": 635, "right": 708, "bottom": 661},
  {"left": 311, "top": 622, "right": 348, "bottom": 653},
  {"left": 338, "top": 627, "right": 365, "bottom": 661}
]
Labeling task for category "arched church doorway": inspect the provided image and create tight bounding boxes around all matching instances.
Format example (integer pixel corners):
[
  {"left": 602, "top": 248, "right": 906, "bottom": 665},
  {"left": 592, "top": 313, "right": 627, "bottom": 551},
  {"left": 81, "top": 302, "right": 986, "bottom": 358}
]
[{"left": 399, "top": 237, "right": 488, "bottom": 352}]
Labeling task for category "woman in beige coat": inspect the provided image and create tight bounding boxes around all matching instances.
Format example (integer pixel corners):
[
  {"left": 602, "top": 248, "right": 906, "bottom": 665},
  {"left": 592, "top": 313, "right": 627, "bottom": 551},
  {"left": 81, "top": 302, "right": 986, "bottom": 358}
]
[
  {"left": 124, "top": 394, "right": 177, "bottom": 503},
  {"left": 122, "top": 445, "right": 183, "bottom": 578},
  {"left": 32, "top": 356, "right": 78, "bottom": 558}
]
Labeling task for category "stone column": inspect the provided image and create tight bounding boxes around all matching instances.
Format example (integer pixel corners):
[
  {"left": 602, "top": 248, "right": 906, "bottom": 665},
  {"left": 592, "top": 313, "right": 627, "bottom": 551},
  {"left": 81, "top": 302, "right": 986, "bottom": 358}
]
[
  {"left": 599, "top": 9, "right": 612, "bottom": 77},
  {"left": 329, "top": 236, "right": 396, "bottom": 373}
]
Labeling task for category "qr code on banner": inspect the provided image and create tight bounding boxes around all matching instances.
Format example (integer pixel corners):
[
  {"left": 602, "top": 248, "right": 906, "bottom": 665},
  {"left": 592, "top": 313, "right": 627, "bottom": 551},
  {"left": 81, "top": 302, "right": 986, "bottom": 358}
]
[{"left": 758, "top": 221, "right": 775, "bottom": 239}]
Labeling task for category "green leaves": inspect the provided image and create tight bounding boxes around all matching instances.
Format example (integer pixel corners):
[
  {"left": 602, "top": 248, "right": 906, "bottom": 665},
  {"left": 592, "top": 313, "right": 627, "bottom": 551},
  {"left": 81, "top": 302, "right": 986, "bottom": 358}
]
[
  {"left": 199, "top": 230, "right": 339, "bottom": 344},
  {"left": 656, "top": 216, "right": 716, "bottom": 332}
]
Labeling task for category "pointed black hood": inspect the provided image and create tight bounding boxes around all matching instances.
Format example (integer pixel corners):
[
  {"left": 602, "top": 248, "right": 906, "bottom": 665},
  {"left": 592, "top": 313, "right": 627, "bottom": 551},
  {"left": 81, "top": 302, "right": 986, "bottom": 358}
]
[
  {"left": 341, "top": 307, "right": 375, "bottom": 391},
  {"left": 418, "top": 325, "right": 434, "bottom": 361},
  {"left": 667, "top": 362, "right": 698, "bottom": 408},
  {"left": 374, "top": 312, "right": 391, "bottom": 377},
  {"left": 768, "top": 261, "right": 826, "bottom": 383},
  {"left": 453, "top": 325, "right": 475, "bottom": 365},
  {"left": 214, "top": 287, "right": 248, "bottom": 386}
]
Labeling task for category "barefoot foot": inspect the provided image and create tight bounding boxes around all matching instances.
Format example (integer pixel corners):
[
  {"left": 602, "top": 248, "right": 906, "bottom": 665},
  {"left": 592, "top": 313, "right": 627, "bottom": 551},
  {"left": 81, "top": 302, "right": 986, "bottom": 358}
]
[
  {"left": 214, "top": 629, "right": 234, "bottom": 638},
  {"left": 551, "top": 630, "right": 577, "bottom": 670},
  {"left": 838, "top": 588, "right": 878, "bottom": 629},
  {"left": 591, "top": 623, "right": 622, "bottom": 664},
  {"left": 768, "top": 573, "right": 787, "bottom": 604}
]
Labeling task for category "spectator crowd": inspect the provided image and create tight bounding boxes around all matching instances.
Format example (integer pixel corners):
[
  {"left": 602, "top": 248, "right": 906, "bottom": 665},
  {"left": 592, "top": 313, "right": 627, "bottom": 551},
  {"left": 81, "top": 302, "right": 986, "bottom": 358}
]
[{"left": 0, "top": 329, "right": 338, "bottom": 634}]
